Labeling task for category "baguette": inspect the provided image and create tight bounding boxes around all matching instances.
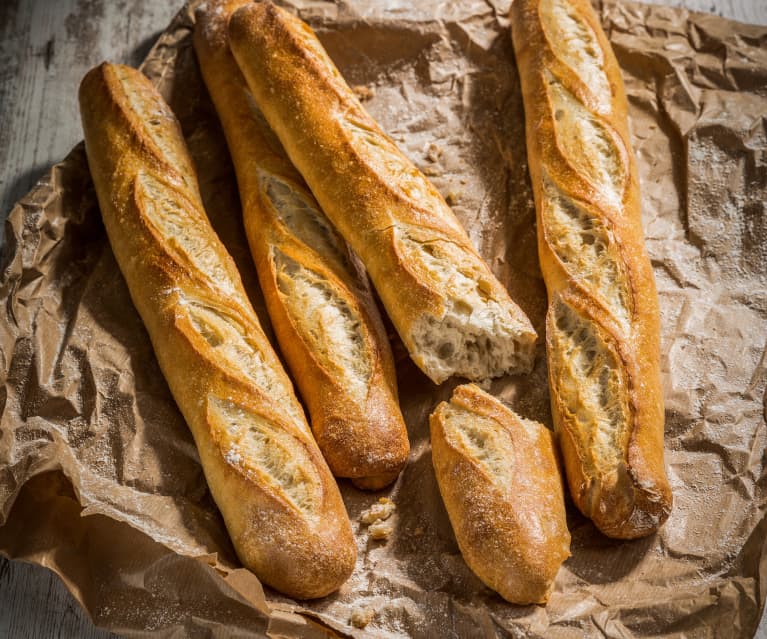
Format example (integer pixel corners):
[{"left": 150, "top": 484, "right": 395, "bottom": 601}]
[
  {"left": 430, "top": 384, "right": 570, "bottom": 604},
  {"left": 193, "top": 0, "right": 409, "bottom": 490},
  {"left": 227, "top": 1, "right": 537, "bottom": 385},
  {"left": 510, "top": 0, "right": 672, "bottom": 538},
  {"left": 79, "top": 63, "right": 356, "bottom": 598}
]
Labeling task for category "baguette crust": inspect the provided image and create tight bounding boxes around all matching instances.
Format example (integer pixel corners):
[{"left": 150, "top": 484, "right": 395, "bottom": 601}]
[
  {"left": 79, "top": 63, "right": 356, "bottom": 598},
  {"left": 193, "top": 0, "right": 409, "bottom": 490},
  {"left": 511, "top": 0, "right": 672, "bottom": 538},
  {"left": 227, "top": 1, "right": 537, "bottom": 385},
  {"left": 430, "top": 384, "right": 570, "bottom": 604}
]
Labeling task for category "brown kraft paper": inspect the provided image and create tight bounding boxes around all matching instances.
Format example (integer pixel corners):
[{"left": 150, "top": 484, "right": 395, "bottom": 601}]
[{"left": 0, "top": 0, "right": 765, "bottom": 636}]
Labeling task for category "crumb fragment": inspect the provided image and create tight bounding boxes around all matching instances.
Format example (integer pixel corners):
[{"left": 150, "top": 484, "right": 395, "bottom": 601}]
[
  {"left": 445, "top": 190, "right": 460, "bottom": 206},
  {"left": 422, "top": 165, "right": 442, "bottom": 177},
  {"left": 360, "top": 497, "right": 395, "bottom": 524},
  {"left": 350, "top": 605, "right": 376, "bottom": 629},
  {"left": 352, "top": 85, "right": 375, "bottom": 102},
  {"left": 360, "top": 497, "right": 396, "bottom": 541},
  {"left": 425, "top": 142, "right": 443, "bottom": 163},
  {"left": 368, "top": 519, "right": 394, "bottom": 540}
]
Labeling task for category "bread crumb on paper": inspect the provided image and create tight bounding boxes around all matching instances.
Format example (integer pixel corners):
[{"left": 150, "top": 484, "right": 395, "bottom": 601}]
[
  {"left": 445, "top": 190, "right": 460, "bottom": 206},
  {"left": 352, "top": 84, "right": 375, "bottom": 102},
  {"left": 350, "top": 605, "right": 376, "bottom": 629},
  {"left": 360, "top": 497, "right": 396, "bottom": 541},
  {"left": 425, "top": 142, "right": 442, "bottom": 163},
  {"left": 360, "top": 497, "right": 395, "bottom": 524},
  {"left": 368, "top": 518, "right": 394, "bottom": 540}
]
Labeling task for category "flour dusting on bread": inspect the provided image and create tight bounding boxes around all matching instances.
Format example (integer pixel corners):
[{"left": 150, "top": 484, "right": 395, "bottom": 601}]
[
  {"left": 540, "top": 0, "right": 610, "bottom": 106},
  {"left": 208, "top": 397, "right": 323, "bottom": 518}
]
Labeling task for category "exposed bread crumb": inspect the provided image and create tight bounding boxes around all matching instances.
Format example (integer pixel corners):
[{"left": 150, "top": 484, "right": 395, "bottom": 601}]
[
  {"left": 350, "top": 605, "right": 376, "bottom": 629},
  {"left": 352, "top": 85, "right": 375, "bottom": 102},
  {"left": 368, "top": 519, "right": 394, "bottom": 540},
  {"left": 360, "top": 497, "right": 395, "bottom": 524},
  {"left": 224, "top": 444, "right": 242, "bottom": 466}
]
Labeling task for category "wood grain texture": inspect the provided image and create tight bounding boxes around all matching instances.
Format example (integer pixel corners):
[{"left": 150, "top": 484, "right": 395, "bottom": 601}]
[
  {"left": 0, "top": 0, "right": 765, "bottom": 637},
  {"left": 643, "top": 0, "right": 767, "bottom": 24},
  {"left": 0, "top": 0, "right": 179, "bottom": 231},
  {"left": 0, "top": 559, "right": 114, "bottom": 639}
]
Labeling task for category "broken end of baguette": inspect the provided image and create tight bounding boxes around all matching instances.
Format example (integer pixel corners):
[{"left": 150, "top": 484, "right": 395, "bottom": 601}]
[{"left": 410, "top": 303, "right": 537, "bottom": 384}]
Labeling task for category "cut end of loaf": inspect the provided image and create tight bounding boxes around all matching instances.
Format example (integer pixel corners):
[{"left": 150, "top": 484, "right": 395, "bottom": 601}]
[
  {"left": 394, "top": 227, "right": 537, "bottom": 384},
  {"left": 410, "top": 301, "right": 537, "bottom": 384}
]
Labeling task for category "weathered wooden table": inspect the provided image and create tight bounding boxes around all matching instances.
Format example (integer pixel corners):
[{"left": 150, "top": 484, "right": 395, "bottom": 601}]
[{"left": 1, "top": 0, "right": 765, "bottom": 637}]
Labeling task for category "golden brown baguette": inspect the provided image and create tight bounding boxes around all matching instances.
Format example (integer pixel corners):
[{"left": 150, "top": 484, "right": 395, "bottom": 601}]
[
  {"left": 510, "top": 0, "right": 673, "bottom": 538},
  {"left": 430, "top": 384, "right": 570, "bottom": 604},
  {"left": 227, "top": 1, "right": 537, "bottom": 385},
  {"left": 79, "top": 62, "right": 356, "bottom": 598},
  {"left": 193, "top": 0, "right": 409, "bottom": 490}
]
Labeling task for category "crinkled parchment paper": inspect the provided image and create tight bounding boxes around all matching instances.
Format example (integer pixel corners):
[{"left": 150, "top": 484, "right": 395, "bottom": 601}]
[{"left": 1, "top": 1, "right": 765, "bottom": 637}]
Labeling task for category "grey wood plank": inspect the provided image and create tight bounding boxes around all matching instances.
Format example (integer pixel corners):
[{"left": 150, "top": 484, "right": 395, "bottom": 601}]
[
  {"left": 0, "top": 558, "right": 114, "bottom": 639},
  {"left": 643, "top": 0, "right": 767, "bottom": 23},
  {"left": 0, "top": 0, "right": 179, "bottom": 227},
  {"left": 0, "top": 0, "right": 765, "bottom": 638}
]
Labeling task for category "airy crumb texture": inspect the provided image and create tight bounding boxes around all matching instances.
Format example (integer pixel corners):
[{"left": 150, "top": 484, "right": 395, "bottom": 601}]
[
  {"left": 396, "top": 227, "right": 537, "bottom": 383},
  {"left": 350, "top": 605, "right": 376, "bottom": 628},
  {"left": 208, "top": 397, "right": 323, "bottom": 519},
  {"left": 542, "top": 175, "right": 630, "bottom": 330},
  {"left": 272, "top": 248, "right": 371, "bottom": 403},
  {"left": 545, "top": 71, "right": 625, "bottom": 210},
  {"left": 438, "top": 403, "right": 516, "bottom": 492},
  {"left": 260, "top": 170, "right": 350, "bottom": 273},
  {"left": 539, "top": 0, "right": 610, "bottom": 106},
  {"left": 548, "top": 298, "right": 631, "bottom": 503}
]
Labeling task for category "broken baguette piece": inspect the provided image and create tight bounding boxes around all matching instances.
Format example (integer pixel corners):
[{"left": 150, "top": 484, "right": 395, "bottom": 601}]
[{"left": 430, "top": 384, "right": 570, "bottom": 604}]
